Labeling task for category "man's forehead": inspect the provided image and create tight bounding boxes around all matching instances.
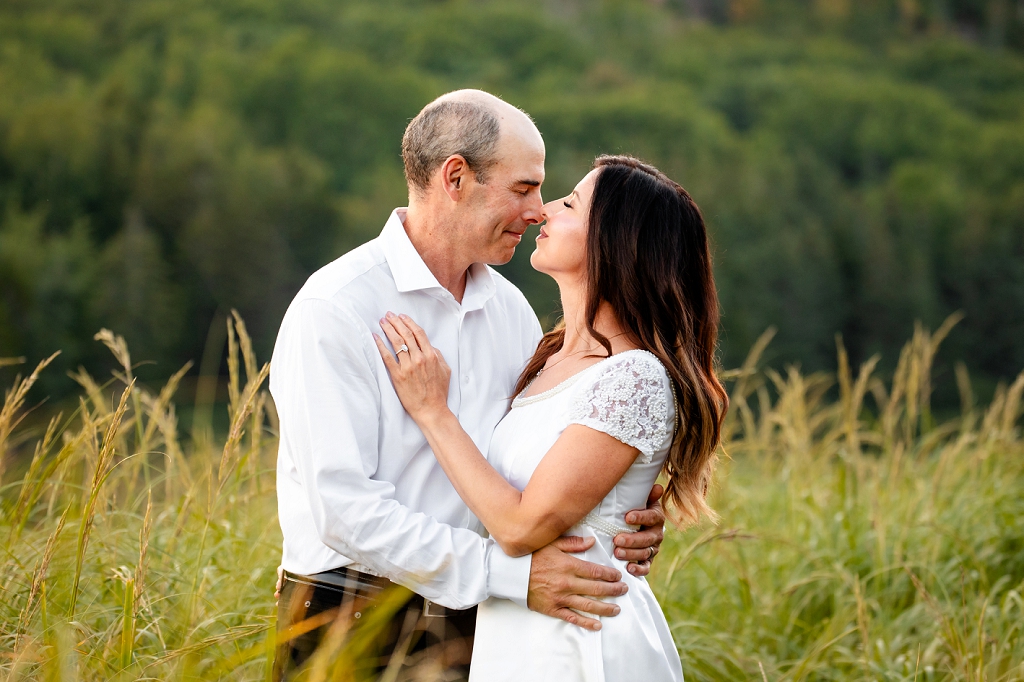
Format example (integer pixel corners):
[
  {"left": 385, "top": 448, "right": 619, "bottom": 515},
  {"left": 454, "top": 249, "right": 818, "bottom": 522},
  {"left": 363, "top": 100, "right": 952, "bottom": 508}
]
[
  {"left": 501, "top": 155, "right": 545, "bottom": 186},
  {"left": 496, "top": 131, "right": 545, "bottom": 179}
]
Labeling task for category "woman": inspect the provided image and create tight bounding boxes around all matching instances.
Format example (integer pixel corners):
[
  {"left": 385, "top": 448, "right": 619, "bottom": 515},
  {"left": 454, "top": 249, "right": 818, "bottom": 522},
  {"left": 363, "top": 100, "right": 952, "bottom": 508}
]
[{"left": 372, "top": 155, "right": 728, "bottom": 681}]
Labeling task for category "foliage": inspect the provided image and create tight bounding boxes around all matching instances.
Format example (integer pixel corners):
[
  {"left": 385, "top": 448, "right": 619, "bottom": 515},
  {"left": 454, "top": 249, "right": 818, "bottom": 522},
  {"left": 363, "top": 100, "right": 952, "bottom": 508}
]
[
  {"left": 1, "top": 0, "right": 1023, "bottom": 399},
  {"left": 1, "top": 316, "right": 1022, "bottom": 680}
]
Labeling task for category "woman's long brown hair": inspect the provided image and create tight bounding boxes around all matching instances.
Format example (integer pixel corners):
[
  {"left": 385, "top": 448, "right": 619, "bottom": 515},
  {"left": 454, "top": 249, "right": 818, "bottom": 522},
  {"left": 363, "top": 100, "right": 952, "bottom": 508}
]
[{"left": 514, "top": 155, "right": 729, "bottom": 527}]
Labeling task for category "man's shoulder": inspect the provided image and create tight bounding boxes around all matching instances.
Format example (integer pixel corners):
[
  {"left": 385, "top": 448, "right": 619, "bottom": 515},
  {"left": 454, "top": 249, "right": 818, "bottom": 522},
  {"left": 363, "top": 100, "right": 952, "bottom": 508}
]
[{"left": 293, "top": 239, "right": 388, "bottom": 307}]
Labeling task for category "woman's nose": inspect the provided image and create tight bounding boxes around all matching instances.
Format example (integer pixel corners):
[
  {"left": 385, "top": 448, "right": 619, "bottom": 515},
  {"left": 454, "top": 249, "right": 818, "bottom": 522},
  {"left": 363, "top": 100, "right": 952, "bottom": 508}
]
[{"left": 540, "top": 199, "right": 560, "bottom": 221}]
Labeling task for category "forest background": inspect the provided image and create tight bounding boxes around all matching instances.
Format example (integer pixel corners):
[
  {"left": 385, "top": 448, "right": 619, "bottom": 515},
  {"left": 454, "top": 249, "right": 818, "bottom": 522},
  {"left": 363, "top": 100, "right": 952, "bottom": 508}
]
[
  {"left": 3, "top": 1, "right": 1024, "bottom": 680},
  {"left": 2, "top": 0, "right": 1024, "bottom": 409}
]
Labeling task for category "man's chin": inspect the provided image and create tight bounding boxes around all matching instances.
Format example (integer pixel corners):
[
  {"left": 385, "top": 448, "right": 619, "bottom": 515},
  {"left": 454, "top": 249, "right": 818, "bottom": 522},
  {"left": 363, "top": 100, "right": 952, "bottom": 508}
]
[{"left": 485, "top": 246, "right": 518, "bottom": 266}]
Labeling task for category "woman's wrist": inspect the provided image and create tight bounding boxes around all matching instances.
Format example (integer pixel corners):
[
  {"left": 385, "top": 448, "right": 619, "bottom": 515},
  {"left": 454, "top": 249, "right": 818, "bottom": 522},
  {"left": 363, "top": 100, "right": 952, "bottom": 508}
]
[{"left": 413, "top": 403, "right": 456, "bottom": 433}]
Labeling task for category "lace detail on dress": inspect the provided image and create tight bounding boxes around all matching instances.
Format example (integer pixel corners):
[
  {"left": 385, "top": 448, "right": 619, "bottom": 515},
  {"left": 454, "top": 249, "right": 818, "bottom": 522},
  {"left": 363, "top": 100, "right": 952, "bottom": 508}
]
[{"left": 568, "top": 351, "right": 672, "bottom": 464}]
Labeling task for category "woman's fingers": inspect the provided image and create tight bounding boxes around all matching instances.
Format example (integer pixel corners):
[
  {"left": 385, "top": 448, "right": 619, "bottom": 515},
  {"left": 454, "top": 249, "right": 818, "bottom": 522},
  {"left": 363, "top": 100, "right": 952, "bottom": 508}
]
[
  {"left": 372, "top": 334, "right": 400, "bottom": 374},
  {"left": 382, "top": 313, "right": 423, "bottom": 360},
  {"left": 613, "top": 527, "right": 662, "bottom": 550},
  {"left": 614, "top": 545, "right": 658, "bottom": 562},
  {"left": 379, "top": 316, "right": 415, "bottom": 362},
  {"left": 624, "top": 507, "right": 664, "bottom": 528},
  {"left": 397, "top": 313, "right": 432, "bottom": 352},
  {"left": 627, "top": 560, "right": 652, "bottom": 577}
]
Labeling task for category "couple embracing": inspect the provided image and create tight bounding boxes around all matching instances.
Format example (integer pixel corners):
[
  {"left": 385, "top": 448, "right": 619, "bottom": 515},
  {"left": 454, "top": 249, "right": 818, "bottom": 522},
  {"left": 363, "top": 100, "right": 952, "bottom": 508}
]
[{"left": 271, "top": 89, "right": 727, "bottom": 681}]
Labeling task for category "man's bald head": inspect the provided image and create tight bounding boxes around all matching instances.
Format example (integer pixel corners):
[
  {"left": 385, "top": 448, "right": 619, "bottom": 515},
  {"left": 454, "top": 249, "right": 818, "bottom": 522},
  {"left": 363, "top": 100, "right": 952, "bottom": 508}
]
[{"left": 401, "top": 89, "right": 537, "bottom": 194}]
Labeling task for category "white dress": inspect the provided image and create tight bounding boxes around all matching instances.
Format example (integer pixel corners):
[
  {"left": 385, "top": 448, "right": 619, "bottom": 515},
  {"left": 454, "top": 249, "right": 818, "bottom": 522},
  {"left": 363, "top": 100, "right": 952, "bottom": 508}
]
[{"left": 470, "top": 350, "right": 685, "bottom": 682}]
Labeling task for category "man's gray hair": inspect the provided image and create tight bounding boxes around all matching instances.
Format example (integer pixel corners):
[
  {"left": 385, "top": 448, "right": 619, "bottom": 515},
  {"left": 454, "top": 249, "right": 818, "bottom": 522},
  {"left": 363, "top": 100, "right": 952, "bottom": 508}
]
[{"left": 402, "top": 99, "right": 501, "bottom": 192}]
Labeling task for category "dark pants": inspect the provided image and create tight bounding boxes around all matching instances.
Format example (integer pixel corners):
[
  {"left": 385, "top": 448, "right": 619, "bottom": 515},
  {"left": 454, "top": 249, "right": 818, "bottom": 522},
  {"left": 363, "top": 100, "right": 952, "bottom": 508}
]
[{"left": 273, "top": 567, "right": 478, "bottom": 682}]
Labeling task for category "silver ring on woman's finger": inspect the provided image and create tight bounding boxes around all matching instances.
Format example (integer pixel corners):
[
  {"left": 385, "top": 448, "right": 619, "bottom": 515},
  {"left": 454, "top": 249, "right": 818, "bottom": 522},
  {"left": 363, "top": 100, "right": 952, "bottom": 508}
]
[{"left": 396, "top": 344, "right": 409, "bottom": 354}]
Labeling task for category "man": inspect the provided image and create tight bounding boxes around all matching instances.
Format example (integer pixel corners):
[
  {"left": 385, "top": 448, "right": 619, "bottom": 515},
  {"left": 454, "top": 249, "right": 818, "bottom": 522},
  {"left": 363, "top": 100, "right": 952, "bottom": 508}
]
[{"left": 271, "top": 89, "right": 665, "bottom": 680}]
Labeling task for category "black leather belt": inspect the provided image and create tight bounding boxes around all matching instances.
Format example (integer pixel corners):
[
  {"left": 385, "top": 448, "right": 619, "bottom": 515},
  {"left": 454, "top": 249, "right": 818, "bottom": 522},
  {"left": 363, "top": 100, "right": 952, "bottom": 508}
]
[{"left": 283, "top": 566, "right": 453, "bottom": 618}]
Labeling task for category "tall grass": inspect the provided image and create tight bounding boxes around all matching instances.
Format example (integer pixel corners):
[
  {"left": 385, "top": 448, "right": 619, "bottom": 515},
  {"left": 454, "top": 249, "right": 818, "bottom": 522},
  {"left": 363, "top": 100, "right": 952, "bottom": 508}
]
[
  {"left": 1, "top": 314, "right": 1022, "bottom": 681},
  {"left": 1, "top": 315, "right": 276, "bottom": 680},
  {"left": 656, "top": 317, "right": 1024, "bottom": 681}
]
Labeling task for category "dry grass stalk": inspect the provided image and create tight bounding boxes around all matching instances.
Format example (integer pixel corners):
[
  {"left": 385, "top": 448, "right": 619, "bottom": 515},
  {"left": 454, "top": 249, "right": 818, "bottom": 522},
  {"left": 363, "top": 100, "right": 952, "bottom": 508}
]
[
  {"left": 955, "top": 362, "right": 976, "bottom": 431},
  {"left": 218, "top": 312, "right": 271, "bottom": 486},
  {"left": 140, "top": 361, "right": 193, "bottom": 450},
  {"left": 232, "top": 309, "right": 259, "bottom": 389},
  {"left": 218, "top": 362, "right": 271, "bottom": 485},
  {"left": 137, "top": 361, "right": 194, "bottom": 499},
  {"left": 135, "top": 489, "right": 153, "bottom": 604},
  {"left": 8, "top": 416, "right": 82, "bottom": 544},
  {"left": 835, "top": 335, "right": 881, "bottom": 458},
  {"left": 68, "top": 366, "right": 112, "bottom": 419},
  {"left": 918, "top": 312, "right": 964, "bottom": 430},
  {"left": 93, "top": 329, "right": 133, "bottom": 382},
  {"left": 10, "top": 414, "right": 61, "bottom": 529},
  {"left": 723, "top": 327, "right": 776, "bottom": 446},
  {"left": 15, "top": 505, "right": 69, "bottom": 649},
  {"left": 69, "top": 379, "right": 135, "bottom": 619},
  {"left": 113, "top": 491, "right": 153, "bottom": 672},
  {"left": 0, "top": 351, "right": 60, "bottom": 486},
  {"left": 227, "top": 315, "right": 241, "bottom": 420},
  {"left": 999, "top": 370, "right": 1024, "bottom": 440}
]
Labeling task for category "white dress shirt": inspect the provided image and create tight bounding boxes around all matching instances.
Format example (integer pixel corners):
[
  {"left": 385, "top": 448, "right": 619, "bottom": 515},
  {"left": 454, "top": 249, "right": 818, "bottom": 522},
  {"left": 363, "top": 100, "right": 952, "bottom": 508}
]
[{"left": 271, "top": 208, "right": 543, "bottom": 609}]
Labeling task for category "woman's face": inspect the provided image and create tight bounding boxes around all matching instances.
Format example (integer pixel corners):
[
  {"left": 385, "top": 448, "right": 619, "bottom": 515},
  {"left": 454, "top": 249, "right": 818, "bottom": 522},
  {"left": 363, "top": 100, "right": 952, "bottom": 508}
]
[{"left": 530, "top": 168, "right": 600, "bottom": 280}]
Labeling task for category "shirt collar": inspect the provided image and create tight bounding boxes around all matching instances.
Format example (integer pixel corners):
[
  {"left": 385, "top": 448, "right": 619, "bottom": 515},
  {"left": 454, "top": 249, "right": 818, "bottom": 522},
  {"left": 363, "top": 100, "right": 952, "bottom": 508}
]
[
  {"left": 380, "top": 208, "right": 443, "bottom": 294},
  {"left": 380, "top": 208, "right": 497, "bottom": 311},
  {"left": 462, "top": 262, "right": 497, "bottom": 313}
]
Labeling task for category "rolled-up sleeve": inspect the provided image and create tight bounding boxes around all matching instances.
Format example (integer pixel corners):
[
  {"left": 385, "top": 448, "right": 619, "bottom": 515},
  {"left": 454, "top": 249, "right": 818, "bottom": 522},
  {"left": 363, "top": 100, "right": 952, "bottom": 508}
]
[{"left": 272, "top": 297, "right": 531, "bottom": 609}]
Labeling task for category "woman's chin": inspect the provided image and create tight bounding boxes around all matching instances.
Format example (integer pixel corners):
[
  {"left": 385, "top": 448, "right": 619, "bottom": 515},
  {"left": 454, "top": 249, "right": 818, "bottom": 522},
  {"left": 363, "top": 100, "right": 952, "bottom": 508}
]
[{"left": 529, "top": 250, "right": 548, "bottom": 273}]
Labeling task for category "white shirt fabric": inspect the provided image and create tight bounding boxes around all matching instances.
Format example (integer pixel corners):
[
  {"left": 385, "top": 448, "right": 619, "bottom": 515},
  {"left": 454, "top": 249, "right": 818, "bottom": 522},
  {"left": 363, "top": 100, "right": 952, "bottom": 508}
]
[{"left": 271, "top": 208, "right": 543, "bottom": 610}]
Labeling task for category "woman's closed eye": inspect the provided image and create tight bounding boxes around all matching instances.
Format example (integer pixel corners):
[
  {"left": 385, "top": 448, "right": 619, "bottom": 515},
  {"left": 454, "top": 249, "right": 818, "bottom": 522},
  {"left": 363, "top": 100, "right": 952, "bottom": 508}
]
[{"left": 563, "top": 200, "right": 572, "bottom": 209}]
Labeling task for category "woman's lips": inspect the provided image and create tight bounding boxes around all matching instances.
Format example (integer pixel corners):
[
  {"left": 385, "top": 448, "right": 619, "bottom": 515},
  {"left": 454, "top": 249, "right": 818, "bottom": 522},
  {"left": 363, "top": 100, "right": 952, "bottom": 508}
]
[{"left": 537, "top": 227, "right": 548, "bottom": 239}]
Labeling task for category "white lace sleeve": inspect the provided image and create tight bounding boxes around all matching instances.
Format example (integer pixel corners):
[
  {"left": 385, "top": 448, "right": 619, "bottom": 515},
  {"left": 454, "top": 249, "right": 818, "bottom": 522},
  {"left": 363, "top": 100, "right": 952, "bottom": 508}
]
[{"left": 568, "top": 352, "right": 673, "bottom": 464}]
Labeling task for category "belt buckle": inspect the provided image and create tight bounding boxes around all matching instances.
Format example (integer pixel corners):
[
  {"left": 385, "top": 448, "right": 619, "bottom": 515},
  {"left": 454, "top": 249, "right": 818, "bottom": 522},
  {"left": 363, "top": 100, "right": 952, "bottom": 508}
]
[{"left": 423, "top": 599, "right": 445, "bottom": 618}]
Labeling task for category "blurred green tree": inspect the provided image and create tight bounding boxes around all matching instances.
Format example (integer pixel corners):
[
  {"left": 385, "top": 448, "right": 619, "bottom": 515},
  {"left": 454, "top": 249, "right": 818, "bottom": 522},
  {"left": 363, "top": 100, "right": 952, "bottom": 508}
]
[{"left": 0, "top": 0, "right": 1022, "bottom": 403}]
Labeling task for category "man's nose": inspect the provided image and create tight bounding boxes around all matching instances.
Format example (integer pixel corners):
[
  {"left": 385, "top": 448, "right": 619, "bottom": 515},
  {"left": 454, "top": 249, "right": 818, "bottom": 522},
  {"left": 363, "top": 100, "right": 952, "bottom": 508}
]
[{"left": 523, "top": 194, "right": 545, "bottom": 225}]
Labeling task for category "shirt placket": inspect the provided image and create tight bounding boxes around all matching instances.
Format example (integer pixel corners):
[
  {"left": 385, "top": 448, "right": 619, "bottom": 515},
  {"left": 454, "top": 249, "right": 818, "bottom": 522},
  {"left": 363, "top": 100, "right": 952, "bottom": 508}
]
[
  {"left": 454, "top": 301, "right": 485, "bottom": 532},
  {"left": 440, "top": 292, "right": 465, "bottom": 419},
  {"left": 457, "top": 306, "right": 470, "bottom": 408}
]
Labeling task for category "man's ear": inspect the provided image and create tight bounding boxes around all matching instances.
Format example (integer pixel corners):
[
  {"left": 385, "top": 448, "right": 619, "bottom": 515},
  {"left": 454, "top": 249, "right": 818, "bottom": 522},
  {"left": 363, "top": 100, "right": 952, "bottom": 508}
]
[{"left": 440, "top": 155, "right": 469, "bottom": 202}]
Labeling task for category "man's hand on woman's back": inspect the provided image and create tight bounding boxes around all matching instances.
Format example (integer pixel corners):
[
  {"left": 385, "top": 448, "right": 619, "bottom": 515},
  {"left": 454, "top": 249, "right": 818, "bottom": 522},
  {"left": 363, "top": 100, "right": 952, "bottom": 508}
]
[
  {"left": 526, "top": 484, "right": 666, "bottom": 630},
  {"left": 526, "top": 536, "right": 626, "bottom": 631}
]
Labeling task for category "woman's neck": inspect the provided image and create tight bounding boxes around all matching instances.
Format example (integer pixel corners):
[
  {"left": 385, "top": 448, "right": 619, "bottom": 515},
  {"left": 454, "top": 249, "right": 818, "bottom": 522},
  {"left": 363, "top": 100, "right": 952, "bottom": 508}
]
[{"left": 557, "top": 281, "right": 632, "bottom": 355}]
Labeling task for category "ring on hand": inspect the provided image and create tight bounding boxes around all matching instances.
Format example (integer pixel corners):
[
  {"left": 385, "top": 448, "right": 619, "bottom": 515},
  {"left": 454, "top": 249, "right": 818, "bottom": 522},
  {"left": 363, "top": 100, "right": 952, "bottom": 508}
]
[
  {"left": 396, "top": 344, "right": 409, "bottom": 355},
  {"left": 647, "top": 546, "right": 655, "bottom": 561}
]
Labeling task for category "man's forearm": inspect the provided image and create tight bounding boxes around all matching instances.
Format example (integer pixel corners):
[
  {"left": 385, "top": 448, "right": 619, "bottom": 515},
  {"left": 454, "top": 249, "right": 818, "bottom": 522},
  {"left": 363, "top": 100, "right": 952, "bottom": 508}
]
[{"left": 300, "top": 476, "right": 530, "bottom": 608}]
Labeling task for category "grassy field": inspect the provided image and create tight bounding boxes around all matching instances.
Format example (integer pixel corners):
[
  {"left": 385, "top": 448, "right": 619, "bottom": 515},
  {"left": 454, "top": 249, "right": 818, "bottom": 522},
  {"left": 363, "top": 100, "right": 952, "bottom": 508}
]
[{"left": 1, "top": 315, "right": 1022, "bottom": 681}]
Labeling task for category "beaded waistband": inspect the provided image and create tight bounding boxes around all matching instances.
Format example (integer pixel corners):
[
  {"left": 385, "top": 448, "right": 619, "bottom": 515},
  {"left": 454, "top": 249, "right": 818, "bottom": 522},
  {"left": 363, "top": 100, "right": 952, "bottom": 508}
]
[{"left": 581, "top": 511, "right": 639, "bottom": 537}]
